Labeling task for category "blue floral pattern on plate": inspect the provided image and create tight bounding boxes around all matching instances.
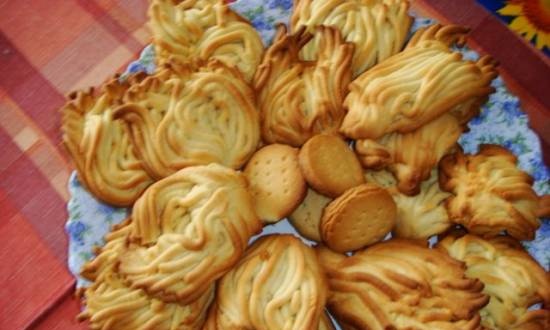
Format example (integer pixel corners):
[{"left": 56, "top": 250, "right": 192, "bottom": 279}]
[{"left": 66, "top": 0, "right": 549, "bottom": 292}]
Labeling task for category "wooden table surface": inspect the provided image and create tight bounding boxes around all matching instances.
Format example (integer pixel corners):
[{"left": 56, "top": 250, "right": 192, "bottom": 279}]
[{"left": 0, "top": 0, "right": 548, "bottom": 329}]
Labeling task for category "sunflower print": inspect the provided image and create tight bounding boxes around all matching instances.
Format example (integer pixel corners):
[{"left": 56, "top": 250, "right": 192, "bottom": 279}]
[
  {"left": 499, "top": 0, "right": 550, "bottom": 50},
  {"left": 473, "top": 0, "right": 550, "bottom": 55}
]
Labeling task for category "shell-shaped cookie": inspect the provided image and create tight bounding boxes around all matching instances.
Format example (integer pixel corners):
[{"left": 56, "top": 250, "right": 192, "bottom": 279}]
[
  {"left": 118, "top": 164, "right": 262, "bottom": 304},
  {"left": 80, "top": 276, "right": 214, "bottom": 330},
  {"left": 291, "top": 0, "right": 412, "bottom": 77},
  {"left": 79, "top": 220, "right": 214, "bottom": 330},
  {"left": 60, "top": 76, "right": 153, "bottom": 206},
  {"left": 439, "top": 144, "right": 540, "bottom": 240},
  {"left": 366, "top": 169, "right": 453, "bottom": 240},
  {"left": 341, "top": 24, "right": 497, "bottom": 140},
  {"left": 80, "top": 219, "right": 133, "bottom": 283},
  {"left": 437, "top": 233, "right": 550, "bottom": 330},
  {"left": 115, "top": 60, "right": 260, "bottom": 179},
  {"left": 149, "top": 0, "right": 263, "bottom": 82},
  {"left": 118, "top": 63, "right": 196, "bottom": 179},
  {"left": 254, "top": 24, "right": 354, "bottom": 147},
  {"left": 317, "top": 240, "right": 489, "bottom": 330},
  {"left": 356, "top": 113, "right": 463, "bottom": 195},
  {"left": 204, "top": 234, "right": 328, "bottom": 330}
]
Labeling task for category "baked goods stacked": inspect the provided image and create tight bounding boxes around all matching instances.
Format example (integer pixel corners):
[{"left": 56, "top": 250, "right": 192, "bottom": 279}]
[{"left": 60, "top": 0, "right": 550, "bottom": 329}]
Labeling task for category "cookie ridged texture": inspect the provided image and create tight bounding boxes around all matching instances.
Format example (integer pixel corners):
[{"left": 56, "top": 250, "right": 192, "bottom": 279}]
[
  {"left": 244, "top": 144, "right": 307, "bottom": 223},
  {"left": 341, "top": 24, "right": 497, "bottom": 140},
  {"left": 115, "top": 60, "right": 261, "bottom": 179},
  {"left": 437, "top": 233, "right": 550, "bottom": 330},
  {"left": 439, "top": 144, "right": 540, "bottom": 240},
  {"left": 205, "top": 235, "right": 328, "bottom": 329},
  {"left": 60, "top": 76, "right": 153, "bottom": 207},
  {"left": 79, "top": 220, "right": 214, "bottom": 330},
  {"left": 356, "top": 113, "right": 463, "bottom": 195},
  {"left": 366, "top": 169, "right": 452, "bottom": 240},
  {"left": 317, "top": 240, "right": 489, "bottom": 330},
  {"left": 291, "top": 0, "right": 412, "bottom": 77},
  {"left": 254, "top": 24, "right": 354, "bottom": 147},
  {"left": 117, "top": 164, "right": 262, "bottom": 304},
  {"left": 116, "top": 63, "right": 196, "bottom": 179},
  {"left": 149, "top": 0, "right": 263, "bottom": 82}
]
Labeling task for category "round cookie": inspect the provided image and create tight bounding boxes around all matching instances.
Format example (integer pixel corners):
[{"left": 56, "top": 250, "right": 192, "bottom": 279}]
[
  {"left": 244, "top": 144, "right": 307, "bottom": 223},
  {"left": 289, "top": 188, "right": 333, "bottom": 242},
  {"left": 321, "top": 184, "right": 397, "bottom": 253},
  {"left": 299, "top": 134, "right": 365, "bottom": 198}
]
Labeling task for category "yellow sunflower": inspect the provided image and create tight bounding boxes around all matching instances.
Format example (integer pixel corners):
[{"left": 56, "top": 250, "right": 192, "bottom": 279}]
[{"left": 498, "top": 0, "right": 550, "bottom": 50}]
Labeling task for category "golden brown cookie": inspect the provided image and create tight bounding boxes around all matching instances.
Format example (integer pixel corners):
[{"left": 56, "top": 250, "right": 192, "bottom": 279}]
[
  {"left": 536, "top": 194, "right": 550, "bottom": 218},
  {"left": 60, "top": 75, "right": 153, "bottom": 206},
  {"left": 116, "top": 164, "right": 262, "bottom": 304},
  {"left": 299, "top": 134, "right": 365, "bottom": 198},
  {"left": 254, "top": 24, "right": 354, "bottom": 147},
  {"left": 149, "top": 0, "right": 263, "bottom": 82},
  {"left": 291, "top": 0, "right": 412, "bottom": 77},
  {"left": 204, "top": 234, "right": 328, "bottom": 329},
  {"left": 437, "top": 233, "right": 550, "bottom": 330},
  {"left": 356, "top": 113, "right": 463, "bottom": 195},
  {"left": 243, "top": 144, "right": 307, "bottom": 223},
  {"left": 439, "top": 144, "right": 540, "bottom": 240},
  {"left": 366, "top": 169, "right": 453, "bottom": 240},
  {"left": 288, "top": 188, "right": 333, "bottom": 242},
  {"left": 320, "top": 184, "right": 396, "bottom": 252},
  {"left": 319, "top": 312, "right": 336, "bottom": 330},
  {"left": 78, "top": 219, "right": 214, "bottom": 330},
  {"left": 317, "top": 240, "right": 489, "bottom": 330},
  {"left": 115, "top": 60, "right": 260, "bottom": 179},
  {"left": 341, "top": 24, "right": 497, "bottom": 140}
]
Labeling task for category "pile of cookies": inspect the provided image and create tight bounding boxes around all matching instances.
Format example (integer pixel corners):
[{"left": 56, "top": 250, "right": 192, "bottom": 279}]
[{"left": 61, "top": 0, "right": 550, "bottom": 329}]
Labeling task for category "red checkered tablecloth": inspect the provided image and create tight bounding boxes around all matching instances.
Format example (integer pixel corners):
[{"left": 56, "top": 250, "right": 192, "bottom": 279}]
[
  {"left": 0, "top": 0, "right": 548, "bottom": 329},
  {"left": 0, "top": 1, "right": 149, "bottom": 329}
]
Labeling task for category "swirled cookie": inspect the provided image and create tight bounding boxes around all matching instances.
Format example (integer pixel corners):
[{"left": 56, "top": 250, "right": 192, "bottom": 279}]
[
  {"left": 79, "top": 220, "right": 214, "bottom": 330},
  {"left": 115, "top": 60, "right": 260, "bottom": 179},
  {"left": 356, "top": 113, "right": 463, "bottom": 195},
  {"left": 61, "top": 75, "right": 153, "bottom": 206},
  {"left": 341, "top": 24, "right": 497, "bottom": 140},
  {"left": 439, "top": 144, "right": 541, "bottom": 240},
  {"left": 254, "top": 24, "right": 354, "bottom": 147},
  {"left": 317, "top": 240, "right": 489, "bottom": 330},
  {"left": 117, "top": 164, "right": 262, "bottom": 304},
  {"left": 203, "top": 234, "right": 328, "bottom": 329},
  {"left": 149, "top": 0, "right": 263, "bottom": 82},
  {"left": 291, "top": 0, "right": 412, "bottom": 77},
  {"left": 366, "top": 169, "right": 453, "bottom": 240},
  {"left": 437, "top": 233, "right": 550, "bottom": 330}
]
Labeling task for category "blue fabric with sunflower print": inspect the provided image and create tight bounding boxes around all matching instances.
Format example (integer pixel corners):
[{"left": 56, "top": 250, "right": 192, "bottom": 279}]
[
  {"left": 477, "top": 0, "right": 550, "bottom": 56},
  {"left": 66, "top": 0, "right": 550, "bottom": 289}
]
